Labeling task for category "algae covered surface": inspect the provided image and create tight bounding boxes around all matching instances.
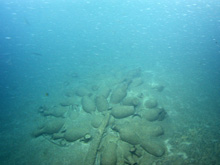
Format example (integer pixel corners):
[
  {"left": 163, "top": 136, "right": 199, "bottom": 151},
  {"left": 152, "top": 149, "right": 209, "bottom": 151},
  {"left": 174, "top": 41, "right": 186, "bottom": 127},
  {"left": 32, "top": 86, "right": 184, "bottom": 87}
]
[{"left": 0, "top": 0, "right": 220, "bottom": 165}]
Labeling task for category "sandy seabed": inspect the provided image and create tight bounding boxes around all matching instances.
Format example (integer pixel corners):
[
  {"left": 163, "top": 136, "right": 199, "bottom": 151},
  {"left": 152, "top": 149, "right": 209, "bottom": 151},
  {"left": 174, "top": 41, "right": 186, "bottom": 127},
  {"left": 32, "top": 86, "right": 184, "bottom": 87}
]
[{"left": 1, "top": 66, "right": 220, "bottom": 165}]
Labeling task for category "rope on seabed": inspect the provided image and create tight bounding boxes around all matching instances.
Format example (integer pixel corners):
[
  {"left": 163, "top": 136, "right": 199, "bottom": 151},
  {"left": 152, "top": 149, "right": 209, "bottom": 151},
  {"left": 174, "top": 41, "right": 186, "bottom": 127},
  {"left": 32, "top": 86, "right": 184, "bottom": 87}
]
[{"left": 84, "top": 112, "right": 111, "bottom": 165}]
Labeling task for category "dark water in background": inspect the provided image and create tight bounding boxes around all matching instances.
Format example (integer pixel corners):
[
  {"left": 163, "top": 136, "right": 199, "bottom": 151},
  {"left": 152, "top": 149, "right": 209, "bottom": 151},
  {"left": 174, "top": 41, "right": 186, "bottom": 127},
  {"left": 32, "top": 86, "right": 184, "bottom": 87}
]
[{"left": 0, "top": 0, "right": 220, "bottom": 164}]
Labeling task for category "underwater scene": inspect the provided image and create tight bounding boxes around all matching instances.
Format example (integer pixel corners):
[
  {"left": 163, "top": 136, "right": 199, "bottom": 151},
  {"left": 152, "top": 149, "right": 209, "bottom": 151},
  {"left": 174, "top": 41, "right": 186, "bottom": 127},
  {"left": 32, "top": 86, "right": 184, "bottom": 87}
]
[{"left": 0, "top": 0, "right": 220, "bottom": 164}]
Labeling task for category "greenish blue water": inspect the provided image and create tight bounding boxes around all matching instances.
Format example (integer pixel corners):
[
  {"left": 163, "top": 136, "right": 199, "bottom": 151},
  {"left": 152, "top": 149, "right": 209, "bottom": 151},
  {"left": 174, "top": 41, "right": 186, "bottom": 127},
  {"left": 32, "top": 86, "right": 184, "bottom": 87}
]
[{"left": 0, "top": 0, "right": 220, "bottom": 164}]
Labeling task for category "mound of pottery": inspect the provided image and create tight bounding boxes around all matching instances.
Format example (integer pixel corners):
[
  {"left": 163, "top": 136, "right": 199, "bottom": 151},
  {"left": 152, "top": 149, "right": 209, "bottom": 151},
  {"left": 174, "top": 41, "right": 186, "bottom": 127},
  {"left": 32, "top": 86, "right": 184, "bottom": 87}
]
[
  {"left": 32, "top": 68, "right": 168, "bottom": 164},
  {"left": 53, "top": 120, "right": 92, "bottom": 142},
  {"left": 32, "top": 118, "right": 65, "bottom": 137},
  {"left": 112, "top": 119, "right": 165, "bottom": 157},
  {"left": 38, "top": 105, "right": 68, "bottom": 118}
]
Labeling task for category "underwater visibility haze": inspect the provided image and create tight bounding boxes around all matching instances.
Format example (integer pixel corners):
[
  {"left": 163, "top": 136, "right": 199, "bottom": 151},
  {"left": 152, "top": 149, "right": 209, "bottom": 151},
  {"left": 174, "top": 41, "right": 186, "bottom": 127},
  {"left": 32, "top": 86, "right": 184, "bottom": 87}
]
[{"left": 0, "top": 0, "right": 220, "bottom": 164}]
